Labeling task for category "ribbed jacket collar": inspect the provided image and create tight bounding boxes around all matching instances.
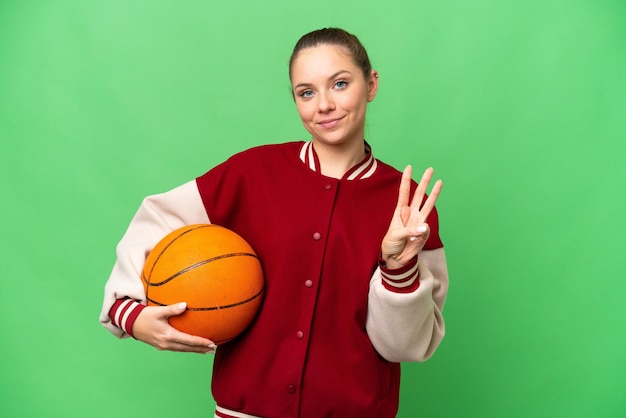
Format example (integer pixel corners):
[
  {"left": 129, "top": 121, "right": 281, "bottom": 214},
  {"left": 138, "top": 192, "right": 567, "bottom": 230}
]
[{"left": 298, "top": 141, "right": 377, "bottom": 180}]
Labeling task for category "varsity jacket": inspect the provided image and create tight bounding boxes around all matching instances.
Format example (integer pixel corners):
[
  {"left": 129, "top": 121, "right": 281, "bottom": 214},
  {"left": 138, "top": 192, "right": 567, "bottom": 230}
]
[{"left": 101, "top": 141, "right": 449, "bottom": 418}]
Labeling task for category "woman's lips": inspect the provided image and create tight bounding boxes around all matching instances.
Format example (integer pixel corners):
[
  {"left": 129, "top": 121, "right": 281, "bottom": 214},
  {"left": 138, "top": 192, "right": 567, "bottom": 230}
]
[{"left": 318, "top": 117, "right": 343, "bottom": 129}]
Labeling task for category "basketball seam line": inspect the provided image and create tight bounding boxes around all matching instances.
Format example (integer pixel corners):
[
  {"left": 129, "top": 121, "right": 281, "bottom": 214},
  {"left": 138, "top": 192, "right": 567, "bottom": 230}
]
[
  {"left": 146, "top": 252, "right": 260, "bottom": 286},
  {"left": 146, "top": 287, "right": 264, "bottom": 311},
  {"left": 145, "top": 224, "right": 209, "bottom": 284}
]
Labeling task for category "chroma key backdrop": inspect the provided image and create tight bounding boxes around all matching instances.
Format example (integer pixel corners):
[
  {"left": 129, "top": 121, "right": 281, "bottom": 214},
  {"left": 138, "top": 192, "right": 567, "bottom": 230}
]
[{"left": 1, "top": 1, "right": 624, "bottom": 417}]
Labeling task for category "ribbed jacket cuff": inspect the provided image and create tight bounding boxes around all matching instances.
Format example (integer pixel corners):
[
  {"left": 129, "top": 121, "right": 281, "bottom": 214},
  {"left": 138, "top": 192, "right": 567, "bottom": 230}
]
[
  {"left": 378, "top": 255, "right": 420, "bottom": 293},
  {"left": 109, "top": 298, "right": 146, "bottom": 338}
]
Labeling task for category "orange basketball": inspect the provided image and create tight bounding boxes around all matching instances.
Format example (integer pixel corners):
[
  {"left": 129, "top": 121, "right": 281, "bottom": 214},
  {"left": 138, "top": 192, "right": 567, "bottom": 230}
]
[{"left": 142, "top": 224, "right": 264, "bottom": 344}]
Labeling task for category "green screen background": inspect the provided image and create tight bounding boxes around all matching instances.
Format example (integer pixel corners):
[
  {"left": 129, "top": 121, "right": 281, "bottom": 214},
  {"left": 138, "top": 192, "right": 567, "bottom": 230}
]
[{"left": 1, "top": 1, "right": 624, "bottom": 417}]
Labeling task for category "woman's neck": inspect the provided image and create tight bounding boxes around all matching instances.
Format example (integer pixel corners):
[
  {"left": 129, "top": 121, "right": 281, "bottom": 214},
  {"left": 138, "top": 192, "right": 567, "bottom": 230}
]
[{"left": 312, "top": 139, "right": 366, "bottom": 179}]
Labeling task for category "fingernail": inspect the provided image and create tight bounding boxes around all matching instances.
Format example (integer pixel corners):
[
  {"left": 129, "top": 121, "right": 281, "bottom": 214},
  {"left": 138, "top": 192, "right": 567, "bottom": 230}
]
[
  {"left": 416, "top": 225, "right": 427, "bottom": 233},
  {"left": 177, "top": 302, "right": 187, "bottom": 310},
  {"left": 410, "top": 236, "right": 417, "bottom": 242}
]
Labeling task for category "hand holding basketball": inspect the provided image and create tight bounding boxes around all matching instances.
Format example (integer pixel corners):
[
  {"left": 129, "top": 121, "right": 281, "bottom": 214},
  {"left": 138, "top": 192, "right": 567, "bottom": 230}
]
[
  {"left": 141, "top": 224, "right": 265, "bottom": 345},
  {"left": 132, "top": 302, "right": 216, "bottom": 354}
]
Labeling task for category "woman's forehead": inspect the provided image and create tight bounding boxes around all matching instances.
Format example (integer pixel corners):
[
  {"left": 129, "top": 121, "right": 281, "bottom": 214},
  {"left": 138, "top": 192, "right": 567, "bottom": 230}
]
[{"left": 291, "top": 44, "right": 357, "bottom": 81}]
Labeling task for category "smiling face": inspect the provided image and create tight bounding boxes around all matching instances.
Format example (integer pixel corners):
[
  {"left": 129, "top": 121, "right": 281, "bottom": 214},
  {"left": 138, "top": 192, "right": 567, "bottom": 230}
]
[{"left": 290, "top": 44, "right": 378, "bottom": 149}]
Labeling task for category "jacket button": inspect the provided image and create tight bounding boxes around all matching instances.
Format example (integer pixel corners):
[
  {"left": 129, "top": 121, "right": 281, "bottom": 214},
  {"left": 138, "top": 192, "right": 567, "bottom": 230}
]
[
  {"left": 324, "top": 183, "right": 332, "bottom": 190},
  {"left": 304, "top": 279, "right": 313, "bottom": 288},
  {"left": 296, "top": 331, "right": 304, "bottom": 339},
  {"left": 287, "top": 384, "right": 296, "bottom": 394},
  {"left": 313, "top": 232, "right": 321, "bottom": 240}
]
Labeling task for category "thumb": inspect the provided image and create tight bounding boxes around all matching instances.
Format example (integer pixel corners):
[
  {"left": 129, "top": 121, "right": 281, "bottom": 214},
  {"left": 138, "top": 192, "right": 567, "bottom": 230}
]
[{"left": 164, "top": 302, "right": 187, "bottom": 318}]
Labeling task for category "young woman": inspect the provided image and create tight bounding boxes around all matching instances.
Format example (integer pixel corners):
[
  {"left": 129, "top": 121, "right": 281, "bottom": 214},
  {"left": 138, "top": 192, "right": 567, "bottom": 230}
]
[{"left": 101, "top": 28, "right": 449, "bottom": 418}]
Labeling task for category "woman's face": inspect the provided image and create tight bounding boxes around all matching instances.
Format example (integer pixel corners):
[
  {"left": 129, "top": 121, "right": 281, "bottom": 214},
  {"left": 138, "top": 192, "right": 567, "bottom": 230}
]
[{"left": 290, "top": 44, "right": 378, "bottom": 148}]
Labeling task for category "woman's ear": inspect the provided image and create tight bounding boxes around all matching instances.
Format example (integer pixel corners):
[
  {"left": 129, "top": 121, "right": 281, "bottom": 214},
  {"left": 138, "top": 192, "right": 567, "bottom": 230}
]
[{"left": 368, "top": 70, "right": 379, "bottom": 102}]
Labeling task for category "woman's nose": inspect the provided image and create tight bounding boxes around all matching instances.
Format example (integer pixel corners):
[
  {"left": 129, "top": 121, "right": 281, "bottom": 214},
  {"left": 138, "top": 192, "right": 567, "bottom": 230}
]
[{"left": 317, "top": 91, "right": 335, "bottom": 112}]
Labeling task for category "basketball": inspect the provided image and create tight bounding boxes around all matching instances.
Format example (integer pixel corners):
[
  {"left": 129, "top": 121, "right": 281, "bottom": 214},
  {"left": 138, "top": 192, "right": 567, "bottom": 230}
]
[{"left": 142, "top": 224, "right": 264, "bottom": 344}]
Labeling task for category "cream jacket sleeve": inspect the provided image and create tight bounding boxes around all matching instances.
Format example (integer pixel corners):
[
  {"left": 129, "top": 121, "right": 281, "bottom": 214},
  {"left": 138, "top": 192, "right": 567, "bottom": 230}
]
[
  {"left": 366, "top": 248, "right": 449, "bottom": 362},
  {"left": 99, "top": 180, "right": 210, "bottom": 337}
]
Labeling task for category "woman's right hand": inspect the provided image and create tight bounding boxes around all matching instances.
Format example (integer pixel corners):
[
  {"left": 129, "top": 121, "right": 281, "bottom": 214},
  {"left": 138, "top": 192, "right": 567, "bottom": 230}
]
[{"left": 132, "top": 302, "right": 216, "bottom": 354}]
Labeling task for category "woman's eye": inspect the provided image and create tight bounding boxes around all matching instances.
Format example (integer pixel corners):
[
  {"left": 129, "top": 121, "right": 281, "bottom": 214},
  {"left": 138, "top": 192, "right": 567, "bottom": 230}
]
[
  {"left": 299, "top": 90, "right": 314, "bottom": 98},
  {"left": 334, "top": 81, "right": 348, "bottom": 89}
]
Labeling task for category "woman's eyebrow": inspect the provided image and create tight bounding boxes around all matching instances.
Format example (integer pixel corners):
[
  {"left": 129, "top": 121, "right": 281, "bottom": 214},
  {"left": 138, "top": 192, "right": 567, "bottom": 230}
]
[
  {"left": 294, "top": 70, "right": 353, "bottom": 90},
  {"left": 328, "top": 70, "right": 352, "bottom": 80}
]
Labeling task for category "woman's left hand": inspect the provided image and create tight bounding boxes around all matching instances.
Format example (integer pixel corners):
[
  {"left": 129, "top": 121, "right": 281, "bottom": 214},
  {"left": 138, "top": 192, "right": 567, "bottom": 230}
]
[{"left": 381, "top": 166, "right": 443, "bottom": 269}]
